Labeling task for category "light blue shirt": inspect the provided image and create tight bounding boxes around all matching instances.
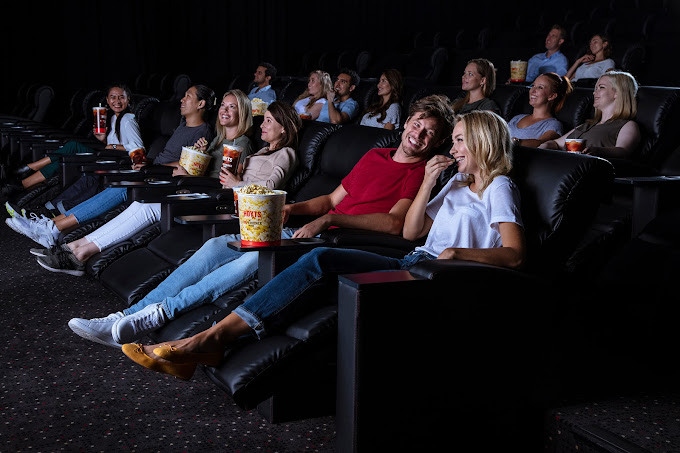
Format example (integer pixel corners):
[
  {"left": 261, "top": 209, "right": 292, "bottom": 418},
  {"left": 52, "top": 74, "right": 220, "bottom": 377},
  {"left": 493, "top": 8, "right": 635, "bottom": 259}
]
[
  {"left": 525, "top": 51, "right": 569, "bottom": 82},
  {"left": 248, "top": 85, "right": 277, "bottom": 104},
  {"left": 316, "top": 97, "right": 359, "bottom": 123}
]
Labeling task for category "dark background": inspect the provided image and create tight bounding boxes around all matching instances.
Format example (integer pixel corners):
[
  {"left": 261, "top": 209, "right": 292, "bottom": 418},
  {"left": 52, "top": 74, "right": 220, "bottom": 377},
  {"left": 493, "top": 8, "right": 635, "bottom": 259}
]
[{"left": 3, "top": 0, "right": 679, "bottom": 116}]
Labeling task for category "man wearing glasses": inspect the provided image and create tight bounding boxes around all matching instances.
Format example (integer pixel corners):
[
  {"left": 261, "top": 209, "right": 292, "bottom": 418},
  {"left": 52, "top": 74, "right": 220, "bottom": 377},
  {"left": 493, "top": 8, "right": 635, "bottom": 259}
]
[{"left": 317, "top": 68, "right": 360, "bottom": 124}]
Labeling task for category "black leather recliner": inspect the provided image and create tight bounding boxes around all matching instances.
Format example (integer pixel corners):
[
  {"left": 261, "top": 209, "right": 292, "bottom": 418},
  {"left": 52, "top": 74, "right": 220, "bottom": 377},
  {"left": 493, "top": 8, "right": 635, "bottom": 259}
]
[{"left": 334, "top": 147, "right": 616, "bottom": 451}]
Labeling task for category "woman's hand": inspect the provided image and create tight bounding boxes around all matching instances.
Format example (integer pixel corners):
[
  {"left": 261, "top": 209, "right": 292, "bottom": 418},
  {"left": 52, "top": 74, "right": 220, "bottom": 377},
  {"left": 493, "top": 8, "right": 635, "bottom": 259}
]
[
  {"left": 173, "top": 166, "right": 189, "bottom": 176},
  {"left": 577, "top": 54, "right": 595, "bottom": 65},
  {"left": 132, "top": 162, "right": 147, "bottom": 171},
  {"left": 93, "top": 128, "right": 107, "bottom": 142},
  {"left": 194, "top": 137, "right": 209, "bottom": 153},
  {"left": 219, "top": 166, "right": 241, "bottom": 188},
  {"left": 424, "top": 155, "right": 455, "bottom": 187}
]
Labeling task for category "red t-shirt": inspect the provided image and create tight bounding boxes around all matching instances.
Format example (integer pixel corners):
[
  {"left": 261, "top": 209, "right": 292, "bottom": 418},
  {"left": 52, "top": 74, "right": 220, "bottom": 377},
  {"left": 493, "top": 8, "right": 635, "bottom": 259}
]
[{"left": 329, "top": 148, "right": 426, "bottom": 216}]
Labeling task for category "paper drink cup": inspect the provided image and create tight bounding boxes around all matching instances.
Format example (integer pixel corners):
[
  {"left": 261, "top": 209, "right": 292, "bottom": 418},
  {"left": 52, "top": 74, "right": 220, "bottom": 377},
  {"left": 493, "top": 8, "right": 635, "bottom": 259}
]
[
  {"left": 238, "top": 190, "right": 286, "bottom": 246},
  {"left": 179, "top": 146, "right": 212, "bottom": 176},
  {"left": 510, "top": 60, "right": 528, "bottom": 82},
  {"left": 565, "top": 139, "right": 586, "bottom": 152},
  {"left": 222, "top": 144, "right": 242, "bottom": 174},
  {"left": 93, "top": 107, "right": 107, "bottom": 134}
]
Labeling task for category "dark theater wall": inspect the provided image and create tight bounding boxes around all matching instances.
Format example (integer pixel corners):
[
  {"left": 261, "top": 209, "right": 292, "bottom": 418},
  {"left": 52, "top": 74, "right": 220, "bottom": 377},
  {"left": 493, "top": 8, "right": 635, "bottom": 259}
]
[{"left": 3, "top": 0, "right": 678, "bottom": 122}]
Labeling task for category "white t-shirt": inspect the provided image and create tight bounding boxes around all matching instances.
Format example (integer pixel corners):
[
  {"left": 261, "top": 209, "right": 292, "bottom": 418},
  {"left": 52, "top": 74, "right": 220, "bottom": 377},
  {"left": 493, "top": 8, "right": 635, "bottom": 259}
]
[
  {"left": 572, "top": 58, "right": 616, "bottom": 82},
  {"left": 293, "top": 97, "right": 326, "bottom": 115},
  {"left": 106, "top": 112, "right": 144, "bottom": 152},
  {"left": 416, "top": 173, "right": 523, "bottom": 257}
]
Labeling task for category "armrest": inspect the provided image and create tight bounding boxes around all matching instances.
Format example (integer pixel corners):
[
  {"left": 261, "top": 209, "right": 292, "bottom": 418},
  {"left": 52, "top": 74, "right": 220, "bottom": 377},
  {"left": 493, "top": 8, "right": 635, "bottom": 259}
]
[
  {"left": 176, "top": 176, "right": 222, "bottom": 189},
  {"left": 320, "top": 228, "right": 423, "bottom": 254},
  {"left": 160, "top": 194, "right": 234, "bottom": 234},
  {"left": 335, "top": 263, "right": 548, "bottom": 451},
  {"left": 615, "top": 175, "right": 680, "bottom": 237}
]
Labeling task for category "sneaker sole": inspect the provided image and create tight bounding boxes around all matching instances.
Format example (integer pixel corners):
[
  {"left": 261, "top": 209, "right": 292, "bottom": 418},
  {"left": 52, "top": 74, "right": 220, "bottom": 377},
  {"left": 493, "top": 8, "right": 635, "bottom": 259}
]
[
  {"left": 36, "top": 257, "right": 85, "bottom": 277},
  {"left": 5, "top": 202, "right": 17, "bottom": 218},
  {"left": 30, "top": 248, "right": 48, "bottom": 257},
  {"left": 68, "top": 320, "right": 121, "bottom": 349}
]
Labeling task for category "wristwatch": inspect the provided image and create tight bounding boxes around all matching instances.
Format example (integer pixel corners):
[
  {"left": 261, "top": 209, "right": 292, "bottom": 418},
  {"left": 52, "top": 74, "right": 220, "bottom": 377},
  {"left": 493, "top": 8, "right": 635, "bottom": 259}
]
[{"left": 112, "top": 144, "right": 117, "bottom": 149}]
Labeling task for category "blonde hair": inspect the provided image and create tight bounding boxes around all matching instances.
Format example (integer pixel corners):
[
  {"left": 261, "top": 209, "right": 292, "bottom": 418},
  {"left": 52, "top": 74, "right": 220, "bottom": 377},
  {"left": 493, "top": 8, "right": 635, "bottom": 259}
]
[
  {"left": 589, "top": 71, "right": 638, "bottom": 124},
  {"left": 294, "top": 70, "right": 333, "bottom": 109},
  {"left": 215, "top": 89, "right": 253, "bottom": 142},
  {"left": 452, "top": 58, "right": 497, "bottom": 113},
  {"left": 457, "top": 110, "right": 513, "bottom": 197}
]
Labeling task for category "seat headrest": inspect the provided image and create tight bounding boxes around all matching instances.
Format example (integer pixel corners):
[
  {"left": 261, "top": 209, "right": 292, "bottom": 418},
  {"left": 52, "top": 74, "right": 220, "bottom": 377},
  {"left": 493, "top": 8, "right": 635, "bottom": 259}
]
[{"left": 511, "top": 146, "right": 614, "bottom": 274}]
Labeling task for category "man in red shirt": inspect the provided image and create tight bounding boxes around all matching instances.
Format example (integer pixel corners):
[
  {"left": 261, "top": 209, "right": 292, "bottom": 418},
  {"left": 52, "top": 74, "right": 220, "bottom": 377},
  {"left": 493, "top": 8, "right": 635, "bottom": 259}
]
[
  {"left": 287, "top": 94, "right": 455, "bottom": 237},
  {"left": 68, "top": 95, "right": 455, "bottom": 348}
]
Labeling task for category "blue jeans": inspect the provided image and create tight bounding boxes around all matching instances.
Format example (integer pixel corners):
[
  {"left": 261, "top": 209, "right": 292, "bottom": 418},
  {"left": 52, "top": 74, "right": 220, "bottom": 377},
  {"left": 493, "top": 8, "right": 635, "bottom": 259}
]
[
  {"left": 124, "top": 228, "right": 299, "bottom": 319},
  {"left": 64, "top": 188, "right": 127, "bottom": 223},
  {"left": 233, "top": 247, "right": 434, "bottom": 338}
]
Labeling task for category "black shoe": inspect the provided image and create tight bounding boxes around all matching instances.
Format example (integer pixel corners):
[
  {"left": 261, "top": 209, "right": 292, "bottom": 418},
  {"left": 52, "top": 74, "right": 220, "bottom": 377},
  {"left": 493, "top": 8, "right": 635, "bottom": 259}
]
[
  {"left": 13, "top": 165, "right": 33, "bottom": 179},
  {"left": 1, "top": 181, "right": 24, "bottom": 196}
]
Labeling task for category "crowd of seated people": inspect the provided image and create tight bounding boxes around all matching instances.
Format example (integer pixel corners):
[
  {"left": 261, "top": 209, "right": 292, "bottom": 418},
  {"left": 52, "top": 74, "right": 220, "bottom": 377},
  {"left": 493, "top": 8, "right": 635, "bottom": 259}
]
[{"left": 0, "top": 45, "right": 647, "bottom": 381}]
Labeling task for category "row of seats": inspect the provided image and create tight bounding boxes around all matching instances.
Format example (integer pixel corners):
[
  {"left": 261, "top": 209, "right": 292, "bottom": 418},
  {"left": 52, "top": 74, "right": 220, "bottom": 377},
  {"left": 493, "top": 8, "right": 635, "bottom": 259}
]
[
  {"left": 291, "top": 3, "right": 677, "bottom": 87},
  {"left": 2, "top": 68, "right": 679, "bottom": 447}
]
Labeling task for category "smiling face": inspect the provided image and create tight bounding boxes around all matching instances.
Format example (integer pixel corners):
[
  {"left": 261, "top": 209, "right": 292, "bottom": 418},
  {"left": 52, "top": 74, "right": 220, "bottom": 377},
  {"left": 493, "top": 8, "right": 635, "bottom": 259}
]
[
  {"left": 180, "top": 87, "right": 203, "bottom": 116},
  {"left": 398, "top": 114, "right": 442, "bottom": 159},
  {"left": 449, "top": 121, "right": 479, "bottom": 176},
  {"left": 377, "top": 74, "right": 392, "bottom": 97},
  {"left": 107, "top": 87, "right": 129, "bottom": 115},
  {"left": 218, "top": 94, "right": 240, "bottom": 128},
  {"left": 529, "top": 75, "right": 557, "bottom": 107},
  {"left": 461, "top": 63, "right": 485, "bottom": 92},
  {"left": 334, "top": 73, "right": 353, "bottom": 98},
  {"left": 260, "top": 110, "right": 285, "bottom": 147},
  {"left": 593, "top": 75, "right": 616, "bottom": 110},
  {"left": 589, "top": 35, "right": 607, "bottom": 56}
]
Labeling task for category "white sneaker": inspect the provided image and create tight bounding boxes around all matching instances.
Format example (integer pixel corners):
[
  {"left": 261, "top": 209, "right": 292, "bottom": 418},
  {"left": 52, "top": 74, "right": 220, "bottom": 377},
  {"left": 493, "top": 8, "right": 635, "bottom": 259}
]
[
  {"left": 112, "top": 303, "right": 167, "bottom": 344},
  {"left": 30, "top": 216, "right": 58, "bottom": 248},
  {"left": 68, "top": 312, "right": 125, "bottom": 348},
  {"left": 5, "top": 201, "right": 21, "bottom": 218},
  {"left": 5, "top": 216, "right": 34, "bottom": 239}
]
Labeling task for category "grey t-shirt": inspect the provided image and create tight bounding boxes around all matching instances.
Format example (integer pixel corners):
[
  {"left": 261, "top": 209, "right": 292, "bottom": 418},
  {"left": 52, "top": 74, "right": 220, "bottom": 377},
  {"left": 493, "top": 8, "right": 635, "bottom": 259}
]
[
  {"left": 154, "top": 121, "right": 214, "bottom": 165},
  {"left": 458, "top": 97, "right": 501, "bottom": 115}
]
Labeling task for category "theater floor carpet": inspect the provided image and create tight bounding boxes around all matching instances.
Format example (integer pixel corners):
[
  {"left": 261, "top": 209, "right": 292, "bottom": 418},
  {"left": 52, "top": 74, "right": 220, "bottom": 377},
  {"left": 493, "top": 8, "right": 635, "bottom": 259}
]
[{"left": 0, "top": 206, "right": 336, "bottom": 452}]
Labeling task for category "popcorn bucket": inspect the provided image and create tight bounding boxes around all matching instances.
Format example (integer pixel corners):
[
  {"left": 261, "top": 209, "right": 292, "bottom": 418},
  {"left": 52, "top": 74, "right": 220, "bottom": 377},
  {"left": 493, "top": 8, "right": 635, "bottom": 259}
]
[
  {"left": 238, "top": 190, "right": 287, "bottom": 246},
  {"left": 251, "top": 98, "right": 268, "bottom": 116},
  {"left": 179, "top": 146, "right": 212, "bottom": 176},
  {"left": 510, "top": 60, "right": 528, "bottom": 82}
]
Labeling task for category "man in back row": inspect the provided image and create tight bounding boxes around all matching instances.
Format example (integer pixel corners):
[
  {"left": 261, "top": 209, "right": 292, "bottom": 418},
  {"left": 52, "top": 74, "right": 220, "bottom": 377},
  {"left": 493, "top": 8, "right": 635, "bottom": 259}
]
[
  {"left": 525, "top": 24, "right": 569, "bottom": 83},
  {"left": 67, "top": 94, "right": 456, "bottom": 348},
  {"left": 317, "top": 68, "right": 360, "bottom": 124},
  {"left": 248, "top": 62, "right": 278, "bottom": 104}
]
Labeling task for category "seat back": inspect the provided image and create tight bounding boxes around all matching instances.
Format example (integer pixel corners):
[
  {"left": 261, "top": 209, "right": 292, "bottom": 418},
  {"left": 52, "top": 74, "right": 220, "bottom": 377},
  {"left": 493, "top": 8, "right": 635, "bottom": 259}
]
[
  {"left": 290, "top": 124, "right": 400, "bottom": 203},
  {"left": 285, "top": 120, "right": 340, "bottom": 198},
  {"left": 555, "top": 87, "right": 594, "bottom": 133},
  {"left": 489, "top": 84, "right": 530, "bottom": 121},
  {"left": 511, "top": 146, "right": 615, "bottom": 275},
  {"left": 73, "top": 89, "right": 106, "bottom": 138},
  {"left": 143, "top": 100, "right": 182, "bottom": 161},
  {"left": 634, "top": 86, "right": 680, "bottom": 170}
]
